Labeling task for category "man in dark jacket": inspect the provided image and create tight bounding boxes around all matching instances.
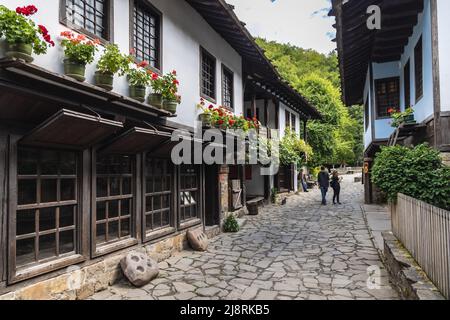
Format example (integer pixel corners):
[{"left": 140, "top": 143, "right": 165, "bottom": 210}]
[{"left": 318, "top": 166, "right": 330, "bottom": 205}]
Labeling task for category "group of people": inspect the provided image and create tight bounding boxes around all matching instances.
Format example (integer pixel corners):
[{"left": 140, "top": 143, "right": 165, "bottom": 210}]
[{"left": 299, "top": 167, "right": 343, "bottom": 205}]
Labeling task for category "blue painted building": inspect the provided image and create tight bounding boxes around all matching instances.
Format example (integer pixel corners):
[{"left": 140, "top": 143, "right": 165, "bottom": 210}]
[{"left": 331, "top": 0, "right": 450, "bottom": 203}]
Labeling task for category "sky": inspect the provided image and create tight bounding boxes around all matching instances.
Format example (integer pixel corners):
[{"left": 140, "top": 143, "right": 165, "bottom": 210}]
[{"left": 226, "top": 0, "right": 337, "bottom": 55}]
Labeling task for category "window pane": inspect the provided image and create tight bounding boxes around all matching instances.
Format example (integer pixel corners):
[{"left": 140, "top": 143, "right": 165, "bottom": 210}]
[
  {"left": 120, "top": 218, "right": 130, "bottom": 237},
  {"left": 60, "top": 230, "right": 75, "bottom": 255},
  {"left": 108, "top": 220, "right": 119, "bottom": 241},
  {"left": 16, "top": 238, "right": 35, "bottom": 267},
  {"left": 17, "top": 210, "right": 36, "bottom": 236},
  {"left": 97, "top": 202, "right": 106, "bottom": 221},
  {"left": 18, "top": 148, "right": 38, "bottom": 175},
  {"left": 96, "top": 177, "right": 108, "bottom": 197},
  {"left": 96, "top": 223, "right": 106, "bottom": 244},
  {"left": 39, "top": 233, "right": 56, "bottom": 260},
  {"left": 122, "top": 199, "right": 131, "bottom": 216},
  {"left": 40, "top": 207, "right": 56, "bottom": 232},
  {"left": 109, "top": 200, "right": 119, "bottom": 218},
  {"left": 41, "top": 150, "right": 59, "bottom": 175},
  {"left": 110, "top": 177, "right": 120, "bottom": 196},
  {"left": 60, "top": 206, "right": 75, "bottom": 228},
  {"left": 66, "top": 0, "right": 109, "bottom": 39},
  {"left": 18, "top": 179, "right": 36, "bottom": 205},
  {"left": 41, "top": 179, "right": 57, "bottom": 203},
  {"left": 61, "top": 179, "right": 76, "bottom": 201},
  {"left": 123, "top": 177, "right": 132, "bottom": 195},
  {"left": 133, "top": 1, "right": 160, "bottom": 69},
  {"left": 60, "top": 152, "right": 76, "bottom": 175}
]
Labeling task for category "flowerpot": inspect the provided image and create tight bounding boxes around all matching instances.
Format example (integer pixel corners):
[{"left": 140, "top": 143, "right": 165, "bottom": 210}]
[
  {"left": 403, "top": 114, "right": 415, "bottom": 124},
  {"left": 129, "top": 85, "right": 146, "bottom": 102},
  {"left": 163, "top": 100, "right": 178, "bottom": 114},
  {"left": 147, "top": 93, "right": 163, "bottom": 109},
  {"left": 5, "top": 42, "right": 33, "bottom": 63},
  {"left": 199, "top": 113, "right": 212, "bottom": 127},
  {"left": 63, "top": 59, "right": 86, "bottom": 82},
  {"left": 94, "top": 71, "right": 114, "bottom": 91}
]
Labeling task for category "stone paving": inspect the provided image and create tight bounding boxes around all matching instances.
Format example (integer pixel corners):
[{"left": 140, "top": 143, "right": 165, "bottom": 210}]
[{"left": 90, "top": 174, "right": 399, "bottom": 300}]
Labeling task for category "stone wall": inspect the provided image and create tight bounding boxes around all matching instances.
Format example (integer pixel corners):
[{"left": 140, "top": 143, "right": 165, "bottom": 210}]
[
  {"left": 0, "top": 229, "right": 199, "bottom": 300},
  {"left": 382, "top": 231, "right": 445, "bottom": 300}
]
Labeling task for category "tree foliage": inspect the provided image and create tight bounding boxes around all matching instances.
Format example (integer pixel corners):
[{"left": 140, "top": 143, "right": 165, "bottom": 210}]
[
  {"left": 257, "top": 38, "right": 364, "bottom": 166},
  {"left": 280, "top": 129, "right": 313, "bottom": 167},
  {"left": 371, "top": 144, "right": 450, "bottom": 210}
]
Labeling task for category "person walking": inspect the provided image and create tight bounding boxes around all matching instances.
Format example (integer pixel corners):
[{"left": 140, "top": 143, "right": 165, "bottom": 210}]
[
  {"left": 331, "top": 170, "right": 342, "bottom": 205},
  {"left": 299, "top": 169, "right": 309, "bottom": 193},
  {"left": 317, "top": 166, "right": 330, "bottom": 205}
]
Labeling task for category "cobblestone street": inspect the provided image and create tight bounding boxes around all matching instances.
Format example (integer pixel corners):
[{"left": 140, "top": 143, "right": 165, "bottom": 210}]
[{"left": 91, "top": 175, "right": 399, "bottom": 300}]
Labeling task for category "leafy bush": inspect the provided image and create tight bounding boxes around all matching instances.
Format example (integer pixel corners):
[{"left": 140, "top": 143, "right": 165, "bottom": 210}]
[
  {"left": 60, "top": 31, "right": 99, "bottom": 64},
  {"left": 271, "top": 188, "right": 278, "bottom": 204},
  {"left": 97, "top": 44, "right": 129, "bottom": 75},
  {"left": 371, "top": 144, "right": 450, "bottom": 210},
  {"left": 223, "top": 214, "right": 239, "bottom": 233},
  {"left": 0, "top": 5, "right": 53, "bottom": 54},
  {"left": 280, "top": 128, "right": 313, "bottom": 166}
]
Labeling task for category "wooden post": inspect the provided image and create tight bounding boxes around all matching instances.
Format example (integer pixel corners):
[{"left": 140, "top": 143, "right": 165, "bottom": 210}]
[{"left": 251, "top": 94, "right": 257, "bottom": 118}]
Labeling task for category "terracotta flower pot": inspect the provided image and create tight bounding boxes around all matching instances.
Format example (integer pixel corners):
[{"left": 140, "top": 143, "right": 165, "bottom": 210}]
[
  {"left": 147, "top": 93, "right": 163, "bottom": 109},
  {"left": 163, "top": 100, "right": 178, "bottom": 114},
  {"left": 94, "top": 71, "right": 114, "bottom": 91},
  {"left": 129, "top": 85, "right": 146, "bottom": 102},
  {"left": 5, "top": 42, "right": 33, "bottom": 63},
  {"left": 63, "top": 58, "right": 86, "bottom": 82}
]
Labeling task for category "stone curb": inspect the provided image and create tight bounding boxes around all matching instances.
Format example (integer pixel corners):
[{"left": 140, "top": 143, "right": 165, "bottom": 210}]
[{"left": 382, "top": 231, "right": 445, "bottom": 300}]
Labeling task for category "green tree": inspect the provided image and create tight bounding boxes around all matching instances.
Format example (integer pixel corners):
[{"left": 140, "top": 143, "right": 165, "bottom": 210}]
[{"left": 256, "top": 38, "right": 364, "bottom": 166}]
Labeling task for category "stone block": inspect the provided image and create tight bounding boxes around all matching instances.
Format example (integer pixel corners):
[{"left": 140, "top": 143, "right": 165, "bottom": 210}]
[
  {"left": 187, "top": 228, "right": 209, "bottom": 251},
  {"left": 120, "top": 251, "right": 159, "bottom": 287}
]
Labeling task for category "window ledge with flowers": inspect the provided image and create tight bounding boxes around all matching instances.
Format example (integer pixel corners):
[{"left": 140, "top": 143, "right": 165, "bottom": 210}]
[
  {"left": 197, "top": 98, "right": 260, "bottom": 132},
  {"left": 388, "top": 107, "right": 416, "bottom": 128}
]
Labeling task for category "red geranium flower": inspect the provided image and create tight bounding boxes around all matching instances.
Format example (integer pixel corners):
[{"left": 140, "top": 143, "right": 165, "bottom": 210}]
[
  {"left": 173, "top": 79, "right": 180, "bottom": 85},
  {"left": 208, "top": 105, "right": 214, "bottom": 110},
  {"left": 137, "top": 60, "right": 149, "bottom": 68},
  {"left": 151, "top": 73, "right": 159, "bottom": 80},
  {"left": 172, "top": 70, "right": 177, "bottom": 75},
  {"left": 217, "top": 120, "right": 224, "bottom": 125},
  {"left": 16, "top": 5, "right": 38, "bottom": 16}
]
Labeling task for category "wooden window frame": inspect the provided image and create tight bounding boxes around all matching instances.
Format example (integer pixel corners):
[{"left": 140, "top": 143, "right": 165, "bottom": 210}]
[
  {"left": 142, "top": 156, "right": 176, "bottom": 242},
  {"left": 375, "top": 77, "right": 400, "bottom": 119},
  {"left": 8, "top": 142, "right": 85, "bottom": 284},
  {"left": 285, "top": 110, "right": 291, "bottom": 130},
  {"left": 200, "top": 47, "right": 217, "bottom": 103},
  {"left": 291, "top": 114, "right": 296, "bottom": 133},
  {"left": 91, "top": 152, "right": 138, "bottom": 258},
  {"left": 404, "top": 60, "right": 411, "bottom": 108},
  {"left": 178, "top": 165, "right": 202, "bottom": 230},
  {"left": 414, "top": 36, "right": 423, "bottom": 103},
  {"left": 221, "top": 64, "right": 234, "bottom": 110},
  {"left": 59, "top": 0, "right": 114, "bottom": 43},
  {"left": 129, "top": 0, "right": 163, "bottom": 73}
]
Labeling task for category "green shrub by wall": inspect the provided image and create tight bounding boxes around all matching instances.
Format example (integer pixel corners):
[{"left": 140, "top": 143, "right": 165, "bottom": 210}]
[{"left": 371, "top": 144, "right": 450, "bottom": 210}]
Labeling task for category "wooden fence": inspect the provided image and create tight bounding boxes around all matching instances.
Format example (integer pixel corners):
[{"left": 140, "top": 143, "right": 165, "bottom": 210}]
[{"left": 392, "top": 194, "right": 450, "bottom": 299}]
